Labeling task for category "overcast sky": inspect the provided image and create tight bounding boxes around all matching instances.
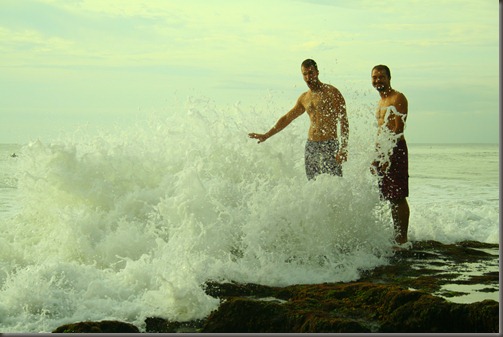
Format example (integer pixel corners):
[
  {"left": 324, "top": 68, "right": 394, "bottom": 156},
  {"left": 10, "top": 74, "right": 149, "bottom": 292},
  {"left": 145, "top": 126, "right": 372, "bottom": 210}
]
[{"left": 0, "top": 0, "right": 499, "bottom": 144}]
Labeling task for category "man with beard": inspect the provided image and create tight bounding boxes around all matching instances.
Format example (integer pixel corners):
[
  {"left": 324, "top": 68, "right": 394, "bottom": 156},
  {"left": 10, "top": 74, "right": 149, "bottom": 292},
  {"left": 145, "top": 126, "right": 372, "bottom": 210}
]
[
  {"left": 248, "top": 59, "right": 349, "bottom": 180},
  {"left": 371, "top": 64, "right": 410, "bottom": 247}
]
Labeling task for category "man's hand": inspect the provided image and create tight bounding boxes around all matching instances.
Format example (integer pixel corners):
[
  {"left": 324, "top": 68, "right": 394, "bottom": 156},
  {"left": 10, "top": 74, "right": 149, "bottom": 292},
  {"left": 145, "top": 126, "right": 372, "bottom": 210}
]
[
  {"left": 248, "top": 133, "right": 268, "bottom": 144},
  {"left": 370, "top": 160, "right": 388, "bottom": 175}
]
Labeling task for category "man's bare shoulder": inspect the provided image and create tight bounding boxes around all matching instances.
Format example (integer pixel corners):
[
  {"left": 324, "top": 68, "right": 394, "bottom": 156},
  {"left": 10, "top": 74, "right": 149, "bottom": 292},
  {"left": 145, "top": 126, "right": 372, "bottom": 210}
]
[
  {"left": 380, "top": 90, "right": 406, "bottom": 105},
  {"left": 392, "top": 90, "right": 407, "bottom": 101},
  {"left": 391, "top": 90, "right": 408, "bottom": 112},
  {"left": 323, "top": 83, "right": 339, "bottom": 92},
  {"left": 323, "top": 84, "right": 344, "bottom": 98},
  {"left": 297, "top": 91, "right": 309, "bottom": 103}
]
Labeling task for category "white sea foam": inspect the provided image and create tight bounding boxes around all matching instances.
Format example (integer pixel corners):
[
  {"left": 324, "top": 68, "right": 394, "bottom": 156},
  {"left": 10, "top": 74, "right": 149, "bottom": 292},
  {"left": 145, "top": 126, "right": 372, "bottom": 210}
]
[{"left": 0, "top": 97, "right": 498, "bottom": 332}]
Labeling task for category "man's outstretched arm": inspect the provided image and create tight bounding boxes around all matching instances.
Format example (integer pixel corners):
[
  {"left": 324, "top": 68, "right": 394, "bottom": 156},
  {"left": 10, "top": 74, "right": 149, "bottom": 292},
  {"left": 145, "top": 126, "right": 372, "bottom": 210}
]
[{"left": 248, "top": 97, "right": 305, "bottom": 143}]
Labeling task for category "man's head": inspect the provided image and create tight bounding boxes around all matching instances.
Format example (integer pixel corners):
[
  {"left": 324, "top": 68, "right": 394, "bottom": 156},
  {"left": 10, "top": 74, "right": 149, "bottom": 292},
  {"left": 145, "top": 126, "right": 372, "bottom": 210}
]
[
  {"left": 301, "top": 59, "right": 320, "bottom": 89},
  {"left": 371, "top": 64, "right": 391, "bottom": 92}
]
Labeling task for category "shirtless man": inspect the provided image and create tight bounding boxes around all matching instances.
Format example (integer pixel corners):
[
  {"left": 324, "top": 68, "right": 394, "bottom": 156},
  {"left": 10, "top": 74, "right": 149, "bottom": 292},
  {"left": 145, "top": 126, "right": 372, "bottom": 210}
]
[
  {"left": 248, "top": 59, "right": 349, "bottom": 180},
  {"left": 371, "top": 64, "right": 410, "bottom": 246}
]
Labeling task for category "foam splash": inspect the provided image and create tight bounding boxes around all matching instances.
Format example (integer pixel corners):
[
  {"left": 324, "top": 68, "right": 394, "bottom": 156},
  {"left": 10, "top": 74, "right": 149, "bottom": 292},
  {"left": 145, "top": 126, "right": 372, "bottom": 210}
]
[{"left": 0, "top": 96, "right": 403, "bottom": 332}]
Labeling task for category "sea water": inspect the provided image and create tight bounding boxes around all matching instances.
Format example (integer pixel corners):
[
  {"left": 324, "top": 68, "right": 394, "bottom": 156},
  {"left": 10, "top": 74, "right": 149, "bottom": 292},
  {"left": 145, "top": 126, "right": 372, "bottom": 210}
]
[{"left": 0, "top": 98, "right": 499, "bottom": 332}]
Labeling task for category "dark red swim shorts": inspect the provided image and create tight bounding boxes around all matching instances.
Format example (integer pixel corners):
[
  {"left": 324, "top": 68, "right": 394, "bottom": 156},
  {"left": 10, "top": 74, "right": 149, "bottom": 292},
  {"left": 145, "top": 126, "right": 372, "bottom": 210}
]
[{"left": 378, "top": 139, "right": 409, "bottom": 200}]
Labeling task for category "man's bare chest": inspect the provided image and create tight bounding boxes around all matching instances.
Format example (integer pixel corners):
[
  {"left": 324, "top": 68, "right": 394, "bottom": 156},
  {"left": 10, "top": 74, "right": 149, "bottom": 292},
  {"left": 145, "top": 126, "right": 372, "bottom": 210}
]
[{"left": 305, "top": 94, "right": 336, "bottom": 115}]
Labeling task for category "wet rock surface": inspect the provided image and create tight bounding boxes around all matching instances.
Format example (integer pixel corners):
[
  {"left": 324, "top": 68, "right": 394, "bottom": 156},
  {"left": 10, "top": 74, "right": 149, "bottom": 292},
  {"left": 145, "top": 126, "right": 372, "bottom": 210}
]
[
  {"left": 199, "top": 282, "right": 498, "bottom": 333},
  {"left": 360, "top": 240, "right": 499, "bottom": 300},
  {"left": 52, "top": 320, "right": 140, "bottom": 333},
  {"left": 53, "top": 240, "right": 499, "bottom": 333}
]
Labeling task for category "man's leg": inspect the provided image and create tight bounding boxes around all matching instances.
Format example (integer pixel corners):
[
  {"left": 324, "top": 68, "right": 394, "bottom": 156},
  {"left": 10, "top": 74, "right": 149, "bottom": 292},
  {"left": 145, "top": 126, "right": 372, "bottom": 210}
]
[
  {"left": 390, "top": 198, "right": 410, "bottom": 244},
  {"left": 320, "top": 140, "right": 342, "bottom": 177},
  {"left": 305, "top": 141, "right": 320, "bottom": 180}
]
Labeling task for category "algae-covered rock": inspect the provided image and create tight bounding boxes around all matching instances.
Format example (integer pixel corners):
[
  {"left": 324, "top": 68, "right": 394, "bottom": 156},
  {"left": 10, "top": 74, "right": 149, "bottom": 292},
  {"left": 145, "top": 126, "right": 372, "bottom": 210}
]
[
  {"left": 52, "top": 320, "right": 140, "bottom": 333},
  {"left": 144, "top": 316, "right": 205, "bottom": 333},
  {"left": 198, "top": 281, "right": 498, "bottom": 333},
  {"left": 202, "top": 297, "right": 290, "bottom": 332}
]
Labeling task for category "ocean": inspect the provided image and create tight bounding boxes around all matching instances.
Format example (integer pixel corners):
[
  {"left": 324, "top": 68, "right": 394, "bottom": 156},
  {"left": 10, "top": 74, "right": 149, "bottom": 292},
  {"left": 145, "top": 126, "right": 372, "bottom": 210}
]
[{"left": 0, "top": 99, "right": 499, "bottom": 332}]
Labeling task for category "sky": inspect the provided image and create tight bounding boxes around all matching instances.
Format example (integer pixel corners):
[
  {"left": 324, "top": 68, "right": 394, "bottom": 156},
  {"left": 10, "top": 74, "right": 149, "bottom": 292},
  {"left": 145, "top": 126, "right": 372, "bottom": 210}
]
[{"left": 0, "top": 0, "right": 499, "bottom": 144}]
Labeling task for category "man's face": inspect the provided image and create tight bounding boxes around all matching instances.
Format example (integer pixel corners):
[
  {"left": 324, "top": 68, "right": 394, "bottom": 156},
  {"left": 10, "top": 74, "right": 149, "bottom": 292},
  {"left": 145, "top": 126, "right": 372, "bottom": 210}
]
[
  {"left": 301, "top": 66, "right": 319, "bottom": 88},
  {"left": 371, "top": 69, "right": 390, "bottom": 92}
]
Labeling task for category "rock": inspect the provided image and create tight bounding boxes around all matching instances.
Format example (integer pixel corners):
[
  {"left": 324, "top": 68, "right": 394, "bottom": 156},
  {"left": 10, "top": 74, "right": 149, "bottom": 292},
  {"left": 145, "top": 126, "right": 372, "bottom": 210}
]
[
  {"left": 199, "top": 281, "right": 498, "bottom": 333},
  {"left": 202, "top": 297, "right": 290, "bottom": 333},
  {"left": 359, "top": 240, "right": 499, "bottom": 298},
  {"left": 145, "top": 316, "right": 204, "bottom": 333},
  {"left": 52, "top": 320, "right": 140, "bottom": 333},
  {"left": 196, "top": 240, "right": 499, "bottom": 333},
  {"left": 201, "top": 295, "right": 371, "bottom": 333}
]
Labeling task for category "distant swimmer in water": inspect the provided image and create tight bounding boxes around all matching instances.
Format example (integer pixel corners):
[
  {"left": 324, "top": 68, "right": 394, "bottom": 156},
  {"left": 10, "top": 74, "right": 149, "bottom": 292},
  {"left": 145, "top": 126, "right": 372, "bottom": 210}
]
[
  {"left": 248, "top": 59, "right": 349, "bottom": 180},
  {"left": 10, "top": 153, "right": 17, "bottom": 158},
  {"left": 370, "top": 64, "right": 410, "bottom": 249}
]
